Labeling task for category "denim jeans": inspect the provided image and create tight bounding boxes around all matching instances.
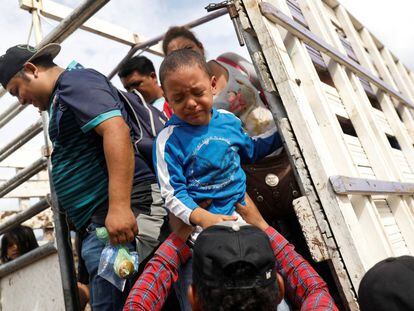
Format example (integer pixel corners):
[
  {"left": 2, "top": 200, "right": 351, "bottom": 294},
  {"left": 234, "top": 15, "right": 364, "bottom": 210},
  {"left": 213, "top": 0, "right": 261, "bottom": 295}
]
[{"left": 81, "top": 223, "right": 135, "bottom": 311}]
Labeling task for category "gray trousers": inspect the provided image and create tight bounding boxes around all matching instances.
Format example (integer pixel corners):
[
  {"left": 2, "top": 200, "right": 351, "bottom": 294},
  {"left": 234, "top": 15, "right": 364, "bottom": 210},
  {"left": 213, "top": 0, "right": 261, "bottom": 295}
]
[{"left": 132, "top": 182, "right": 168, "bottom": 263}]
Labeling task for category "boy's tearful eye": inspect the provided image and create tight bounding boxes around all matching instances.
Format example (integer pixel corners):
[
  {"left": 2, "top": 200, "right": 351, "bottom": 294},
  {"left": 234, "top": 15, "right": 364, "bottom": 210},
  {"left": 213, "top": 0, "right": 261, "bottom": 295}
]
[
  {"left": 169, "top": 90, "right": 185, "bottom": 103},
  {"left": 173, "top": 96, "right": 184, "bottom": 103},
  {"left": 194, "top": 90, "right": 204, "bottom": 97}
]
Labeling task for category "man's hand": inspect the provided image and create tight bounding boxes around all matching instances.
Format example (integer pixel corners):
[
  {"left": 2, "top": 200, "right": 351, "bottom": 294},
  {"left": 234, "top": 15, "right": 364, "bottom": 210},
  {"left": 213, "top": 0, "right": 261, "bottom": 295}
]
[
  {"left": 95, "top": 116, "right": 136, "bottom": 245},
  {"left": 189, "top": 207, "right": 238, "bottom": 229},
  {"left": 236, "top": 194, "right": 269, "bottom": 231},
  {"left": 105, "top": 205, "right": 138, "bottom": 245},
  {"left": 169, "top": 214, "right": 195, "bottom": 242}
]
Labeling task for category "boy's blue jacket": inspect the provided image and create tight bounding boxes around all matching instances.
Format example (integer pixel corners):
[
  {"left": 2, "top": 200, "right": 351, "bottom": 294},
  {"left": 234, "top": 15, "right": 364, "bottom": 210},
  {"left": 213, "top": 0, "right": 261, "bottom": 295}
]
[{"left": 153, "top": 108, "right": 282, "bottom": 225}]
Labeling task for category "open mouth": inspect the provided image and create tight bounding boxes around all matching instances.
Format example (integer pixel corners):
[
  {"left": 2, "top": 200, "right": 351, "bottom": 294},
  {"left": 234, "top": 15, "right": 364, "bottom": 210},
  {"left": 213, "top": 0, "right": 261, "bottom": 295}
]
[{"left": 189, "top": 110, "right": 203, "bottom": 119}]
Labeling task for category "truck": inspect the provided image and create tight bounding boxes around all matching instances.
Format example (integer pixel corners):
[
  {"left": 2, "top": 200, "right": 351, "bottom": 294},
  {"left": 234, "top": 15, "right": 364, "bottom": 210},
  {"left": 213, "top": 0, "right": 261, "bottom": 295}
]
[{"left": 0, "top": 0, "right": 413, "bottom": 310}]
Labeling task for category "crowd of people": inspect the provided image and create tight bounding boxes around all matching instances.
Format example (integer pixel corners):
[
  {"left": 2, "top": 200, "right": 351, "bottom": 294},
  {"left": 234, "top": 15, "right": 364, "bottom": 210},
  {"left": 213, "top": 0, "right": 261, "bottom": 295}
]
[{"left": 0, "top": 26, "right": 412, "bottom": 311}]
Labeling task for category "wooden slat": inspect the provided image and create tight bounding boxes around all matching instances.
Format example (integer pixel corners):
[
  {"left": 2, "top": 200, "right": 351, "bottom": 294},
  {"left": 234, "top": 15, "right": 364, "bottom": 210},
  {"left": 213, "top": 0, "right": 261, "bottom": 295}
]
[
  {"left": 374, "top": 199, "right": 410, "bottom": 256},
  {"left": 391, "top": 150, "right": 414, "bottom": 182},
  {"left": 322, "top": 2, "right": 341, "bottom": 27},
  {"left": 330, "top": 175, "right": 414, "bottom": 195},
  {"left": 381, "top": 47, "right": 414, "bottom": 102},
  {"left": 336, "top": 4, "right": 414, "bottom": 180},
  {"left": 241, "top": 1, "right": 367, "bottom": 300},
  {"left": 343, "top": 134, "right": 373, "bottom": 168},
  {"left": 19, "top": 0, "right": 163, "bottom": 56},
  {"left": 298, "top": 0, "right": 414, "bottom": 258},
  {"left": 396, "top": 61, "right": 414, "bottom": 99},
  {"left": 321, "top": 82, "right": 348, "bottom": 117},
  {"left": 372, "top": 109, "right": 393, "bottom": 136},
  {"left": 409, "top": 71, "right": 414, "bottom": 88},
  {"left": 259, "top": 2, "right": 414, "bottom": 109},
  {"left": 357, "top": 166, "right": 376, "bottom": 179},
  {"left": 359, "top": 27, "right": 414, "bottom": 139},
  {"left": 336, "top": 5, "right": 414, "bottom": 181}
]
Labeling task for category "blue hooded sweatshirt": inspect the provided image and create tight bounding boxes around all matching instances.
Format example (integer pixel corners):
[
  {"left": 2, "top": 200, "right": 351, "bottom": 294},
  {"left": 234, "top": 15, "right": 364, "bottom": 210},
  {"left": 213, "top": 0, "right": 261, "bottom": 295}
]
[{"left": 153, "top": 108, "right": 282, "bottom": 225}]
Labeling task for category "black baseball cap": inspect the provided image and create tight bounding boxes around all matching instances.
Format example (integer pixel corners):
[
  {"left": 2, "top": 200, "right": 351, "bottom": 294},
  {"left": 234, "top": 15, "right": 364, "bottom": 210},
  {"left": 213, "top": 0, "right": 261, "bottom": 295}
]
[
  {"left": 193, "top": 222, "right": 277, "bottom": 289},
  {"left": 358, "top": 255, "right": 414, "bottom": 311},
  {"left": 0, "top": 43, "right": 61, "bottom": 88}
]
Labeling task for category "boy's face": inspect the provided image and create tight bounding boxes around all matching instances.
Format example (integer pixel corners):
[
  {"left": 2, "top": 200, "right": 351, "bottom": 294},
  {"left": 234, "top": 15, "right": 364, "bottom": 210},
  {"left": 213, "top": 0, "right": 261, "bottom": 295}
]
[
  {"left": 6, "top": 63, "right": 52, "bottom": 111},
  {"left": 163, "top": 65, "right": 216, "bottom": 126}
]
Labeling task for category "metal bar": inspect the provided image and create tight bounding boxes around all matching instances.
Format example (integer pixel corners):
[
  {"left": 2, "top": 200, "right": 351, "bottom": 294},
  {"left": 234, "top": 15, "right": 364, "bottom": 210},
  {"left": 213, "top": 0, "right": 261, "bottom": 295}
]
[
  {"left": 259, "top": 2, "right": 414, "bottom": 110},
  {"left": 19, "top": 0, "right": 163, "bottom": 56},
  {"left": 0, "top": 197, "right": 50, "bottom": 235},
  {"left": 32, "top": 5, "right": 82, "bottom": 309},
  {"left": 0, "top": 242, "right": 57, "bottom": 278},
  {"left": 0, "top": 102, "right": 26, "bottom": 131},
  {"left": 0, "top": 0, "right": 109, "bottom": 123},
  {"left": 0, "top": 157, "right": 47, "bottom": 198},
  {"left": 107, "top": 8, "right": 228, "bottom": 79},
  {"left": 0, "top": 119, "right": 43, "bottom": 162},
  {"left": 330, "top": 175, "right": 414, "bottom": 195},
  {"left": 37, "top": 0, "right": 110, "bottom": 48}
]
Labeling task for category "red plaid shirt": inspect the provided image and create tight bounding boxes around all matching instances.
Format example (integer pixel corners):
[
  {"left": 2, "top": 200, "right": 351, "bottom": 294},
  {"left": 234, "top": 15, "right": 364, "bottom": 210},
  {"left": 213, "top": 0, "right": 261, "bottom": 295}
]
[{"left": 124, "top": 226, "right": 338, "bottom": 310}]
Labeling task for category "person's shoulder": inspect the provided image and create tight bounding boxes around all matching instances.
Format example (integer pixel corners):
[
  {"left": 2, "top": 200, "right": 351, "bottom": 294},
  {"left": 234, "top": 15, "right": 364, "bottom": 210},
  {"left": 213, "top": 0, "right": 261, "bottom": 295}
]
[
  {"left": 157, "top": 124, "right": 179, "bottom": 145},
  {"left": 216, "top": 109, "right": 242, "bottom": 125},
  {"left": 59, "top": 68, "right": 107, "bottom": 88}
]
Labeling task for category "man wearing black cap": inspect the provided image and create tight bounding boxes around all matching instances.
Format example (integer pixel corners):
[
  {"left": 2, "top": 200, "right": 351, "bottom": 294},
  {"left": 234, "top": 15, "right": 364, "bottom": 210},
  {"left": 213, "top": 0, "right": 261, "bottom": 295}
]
[
  {"left": 0, "top": 44, "right": 168, "bottom": 310},
  {"left": 358, "top": 255, "right": 414, "bottom": 311},
  {"left": 124, "top": 196, "right": 338, "bottom": 310}
]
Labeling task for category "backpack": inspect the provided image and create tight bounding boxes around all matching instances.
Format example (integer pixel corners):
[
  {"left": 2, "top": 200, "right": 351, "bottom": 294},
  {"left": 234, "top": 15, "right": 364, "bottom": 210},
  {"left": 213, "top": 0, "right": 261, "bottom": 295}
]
[{"left": 116, "top": 89, "right": 167, "bottom": 171}]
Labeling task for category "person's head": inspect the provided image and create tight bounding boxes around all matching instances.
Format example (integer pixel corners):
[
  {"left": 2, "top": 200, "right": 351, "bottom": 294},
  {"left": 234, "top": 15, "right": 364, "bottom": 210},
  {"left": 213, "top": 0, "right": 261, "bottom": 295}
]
[
  {"left": 1, "top": 225, "right": 39, "bottom": 263},
  {"left": 358, "top": 255, "right": 414, "bottom": 311},
  {"left": 118, "top": 56, "right": 162, "bottom": 103},
  {"left": 159, "top": 49, "right": 216, "bottom": 126},
  {"left": 189, "top": 222, "right": 285, "bottom": 311},
  {"left": 0, "top": 44, "right": 61, "bottom": 111},
  {"left": 162, "top": 26, "right": 205, "bottom": 57}
]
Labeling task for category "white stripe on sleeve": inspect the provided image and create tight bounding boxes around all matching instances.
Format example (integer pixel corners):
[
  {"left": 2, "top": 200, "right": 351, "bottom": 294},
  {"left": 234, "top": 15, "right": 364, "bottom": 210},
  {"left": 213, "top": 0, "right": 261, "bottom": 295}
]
[{"left": 155, "top": 126, "right": 193, "bottom": 225}]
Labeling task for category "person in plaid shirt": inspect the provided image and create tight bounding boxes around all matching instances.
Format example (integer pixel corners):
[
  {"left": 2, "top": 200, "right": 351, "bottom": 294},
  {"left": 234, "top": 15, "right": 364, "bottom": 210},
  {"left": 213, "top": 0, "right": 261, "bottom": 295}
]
[{"left": 123, "top": 195, "right": 338, "bottom": 311}]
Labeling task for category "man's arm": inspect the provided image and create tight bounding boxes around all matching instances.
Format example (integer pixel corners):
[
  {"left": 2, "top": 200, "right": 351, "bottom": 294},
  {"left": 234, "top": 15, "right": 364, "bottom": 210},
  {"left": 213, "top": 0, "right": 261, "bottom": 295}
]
[
  {"left": 95, "top": 116, "right": 138, "bottom": 245},
  {"left": 265, "top": 226, "right": 338, "bottom": 310},
  {"left": 236, "top": 196, "right": 338, "bottom": 310},
  {"left": 238, "top": 124, "right": 283, "bottom": 164},
  {"left": 123, "top": 216, "right": 193, "bottom": 311}
]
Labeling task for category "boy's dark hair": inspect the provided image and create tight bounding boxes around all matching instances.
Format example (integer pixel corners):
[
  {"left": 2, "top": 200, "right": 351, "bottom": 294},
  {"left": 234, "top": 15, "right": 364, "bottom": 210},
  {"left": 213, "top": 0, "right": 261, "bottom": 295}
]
[
  {"left": 194, "top": 262, "right": 279, "bottom": 311},
  {"left": 159, "top": 49, "right": 211, "bottom": 87},
  {"left": 162, "top": 26, "right": 204, "bottom": 55},
  {"left": 1, "top": 225, "right": 39, "bottom": 263},
  {"left": 118, "top": 56, "right": 156, "bottom": 78}
]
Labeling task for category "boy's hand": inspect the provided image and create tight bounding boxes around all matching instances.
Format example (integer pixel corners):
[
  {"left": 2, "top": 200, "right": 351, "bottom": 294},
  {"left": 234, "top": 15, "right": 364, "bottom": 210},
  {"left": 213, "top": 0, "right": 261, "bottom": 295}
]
[
  {"left": 236, "top": 194, "right": 269, "bottom": 231},
  {"left": 169, "top": 213, "right": 195, "bottom": 241},
  {"left": 189, "top": 207, "right": 238, "bottom": 229}
]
